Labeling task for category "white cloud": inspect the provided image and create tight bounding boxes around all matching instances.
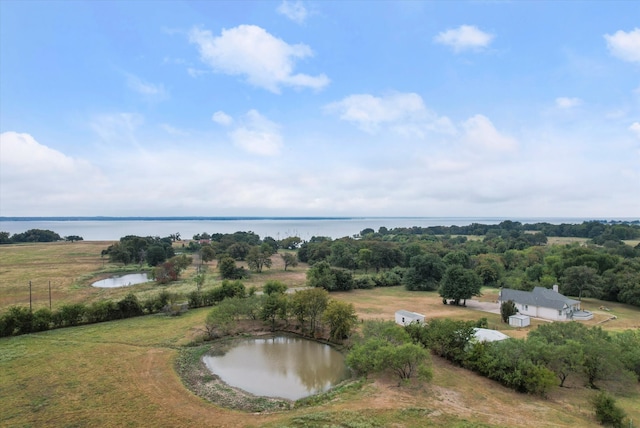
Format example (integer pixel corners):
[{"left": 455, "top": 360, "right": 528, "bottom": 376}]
[
  {"left": 434, "top": 25, "right": 494, "bottom": 52},
  {"left": 229, "top": 110, "right": 283, "bottom": 156},
  {"left": 160, "top": 124, "right": 189, "bottom": 136},
  {"left": 125, "top": 73, "right": 168, "bottom": 99},
  {"left": 324, "top": 92, "right": 454, "bottom": 135},
  {"left": 604, "top": 28, "right": 640, "bottom": 63},
  {"left": 277, "top": 1, "right": 308, "bottom": 24},
  {"left": 555, "top": 97, "right": 583, "bottom": 109},
  {"left": 462, "top": 115, "right": 517, "bottom": 152},
  {"left": 0, "top": 132, "right": 106, "bottom": 214},
  {"left": 212, "top": 111, "right": 234, "bottom": 126},
  {"left": 90, "top": 113, "right": 143, "bottom": 147},
  {"left": 188, "top": 25, "right": 329, "bottom": 93},
  {"left": 630, "top": 122, "right": 640, "bottom": 139}
]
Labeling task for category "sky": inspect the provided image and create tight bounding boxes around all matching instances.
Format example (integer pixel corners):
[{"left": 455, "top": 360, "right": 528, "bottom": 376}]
[{"left": 1, "top": 1, "right": 639, "bottom": 218}]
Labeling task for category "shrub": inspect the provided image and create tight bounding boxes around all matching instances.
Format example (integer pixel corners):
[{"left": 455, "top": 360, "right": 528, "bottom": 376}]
[
  {"left": 592, "top": 392, "right": 626, "bottom": 427},
  {"left": 117, "top": 293, "right": 143, "bottom": 318},
  {"left": 58, "top": 303, "right": 86, "bottom": 326}
]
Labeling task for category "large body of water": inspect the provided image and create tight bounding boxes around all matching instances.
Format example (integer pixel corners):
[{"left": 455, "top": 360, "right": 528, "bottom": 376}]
[{"left": 0, "top": 216, "right": 626, "bottom": 242}]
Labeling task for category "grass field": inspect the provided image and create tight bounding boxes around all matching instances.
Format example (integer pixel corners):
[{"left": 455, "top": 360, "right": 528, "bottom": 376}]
[{"left": 1, "top": 242, "right": 639, "bottom": 427}]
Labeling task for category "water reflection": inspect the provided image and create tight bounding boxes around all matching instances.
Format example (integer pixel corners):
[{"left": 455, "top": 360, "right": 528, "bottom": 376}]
[{"left": 202, "top": 335, "right": 348, "bottom": 400}]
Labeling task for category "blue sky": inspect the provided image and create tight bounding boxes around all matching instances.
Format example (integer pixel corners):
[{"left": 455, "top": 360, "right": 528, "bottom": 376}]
[{"left": 1, "top": 1, "right": 638, "bottom": 218}]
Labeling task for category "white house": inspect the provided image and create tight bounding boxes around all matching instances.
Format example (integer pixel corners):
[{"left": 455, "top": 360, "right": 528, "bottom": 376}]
[
  {"left": 508, "top": 314, "right": 530, "bottom": 328},
  {"left": 499, "top": 285, "right": 593, "bottom": 322},
  {"left": 395, "top": 310, "right": 425, "bottom": 326}
]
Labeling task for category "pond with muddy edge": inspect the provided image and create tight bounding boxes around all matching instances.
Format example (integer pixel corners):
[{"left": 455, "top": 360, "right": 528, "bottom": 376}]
[{"left": 202, "top": 334, "right": 349, "bottom": 401}]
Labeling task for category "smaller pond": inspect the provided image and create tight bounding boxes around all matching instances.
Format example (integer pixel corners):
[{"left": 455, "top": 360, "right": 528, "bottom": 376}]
[
  {"left": 202, "top": 335, "right": 349, "bottom": 401},
  {"left": 91, "top": 273, "right": 151, "bottom": 288}
]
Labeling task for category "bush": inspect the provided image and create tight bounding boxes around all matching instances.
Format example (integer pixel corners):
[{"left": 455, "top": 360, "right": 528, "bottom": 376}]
[
  {"left": 58, "top": 303, "right": 86, "bottom": 327},
  {"left": 592, "top": 392, "right": 626, "bottom": 427},
  {"left": 117, "top": 293, "right": 143, "bottom": 318}
]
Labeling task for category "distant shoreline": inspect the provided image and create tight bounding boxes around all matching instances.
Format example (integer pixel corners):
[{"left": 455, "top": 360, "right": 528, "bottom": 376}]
[{"left": 0, "top": 216, "right": 638, "bottom": 223}]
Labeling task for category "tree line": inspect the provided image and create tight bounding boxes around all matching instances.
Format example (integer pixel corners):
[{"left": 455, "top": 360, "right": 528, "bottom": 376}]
[
  {"left": 0, "top": 229, "right": 83, "bottom": 244},
  {"left": 298, "top": 227, "right": 640, "bottom": 307}
]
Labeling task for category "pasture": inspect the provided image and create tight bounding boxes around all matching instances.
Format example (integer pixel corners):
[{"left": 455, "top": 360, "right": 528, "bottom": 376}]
[{"left": 1, "top": 241, "right": 639, "bottom": 427}]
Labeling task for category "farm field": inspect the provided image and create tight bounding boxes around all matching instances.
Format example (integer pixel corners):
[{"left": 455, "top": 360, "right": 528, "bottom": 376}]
[{"left": 1, "top": 242, "right": 639, "bottom": 427}]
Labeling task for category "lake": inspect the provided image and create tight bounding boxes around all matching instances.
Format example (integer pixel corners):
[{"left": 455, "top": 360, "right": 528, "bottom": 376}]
[
  {"left": 202, "top": 335, "right": 349, "bottom": 400},
  {"left": 0, "top": 216, "right": 604, "bottom": 241}
]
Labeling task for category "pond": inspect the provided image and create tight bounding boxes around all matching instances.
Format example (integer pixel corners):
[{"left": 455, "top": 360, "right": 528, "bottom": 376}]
[
  {"left": 91, "top": 273, "right": 151, "bottom": 288},
  {"left": 202, "top": 335, "right": 349, "bottom": 400}
]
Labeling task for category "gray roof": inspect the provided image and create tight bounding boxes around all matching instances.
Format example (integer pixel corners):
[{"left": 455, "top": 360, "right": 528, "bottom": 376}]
[
  {"left": 395, "top": 310, "right": 424, "bottom": 318},
  {"left": 500, "top": 287, "right": 579, "bottom": 311}
]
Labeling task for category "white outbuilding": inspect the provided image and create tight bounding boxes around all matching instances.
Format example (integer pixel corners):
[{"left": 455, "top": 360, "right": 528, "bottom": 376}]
[
  {"left": 395, "top": 310, "right": 425, "bottom": 326},
  {"left": 508, "top": 314, "right": 531, "bottom": 328}
]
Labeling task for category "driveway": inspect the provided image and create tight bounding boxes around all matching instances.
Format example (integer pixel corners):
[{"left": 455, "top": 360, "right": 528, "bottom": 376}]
[{"left": 465, "top": 299, "right": 500, "bottom": 314}]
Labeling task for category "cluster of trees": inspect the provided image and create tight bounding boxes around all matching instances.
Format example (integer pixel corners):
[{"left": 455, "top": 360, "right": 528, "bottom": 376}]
[
  {"left": 203, "top": 284, "right": 358, "bottom": 343},
  {"left": 405, "top": 320, "right": 640, "bottom": 397},
  {"left": 361, "top": 220, "right": 640, "bottom": 241},
  {"left": 0, "top": 229, "right": 85, "bottom": 244},
  {"left": 102, "top": 235, "right": 175, "bottom": 266},
  {"left": 346, "top": 320, "right": 432, "bottom": 383},
  {"left": 297, "top": 226, "right": 640, "bottom": 307},
  {"left": 0, "top": 291, "right": 183, "bottom": 337}
]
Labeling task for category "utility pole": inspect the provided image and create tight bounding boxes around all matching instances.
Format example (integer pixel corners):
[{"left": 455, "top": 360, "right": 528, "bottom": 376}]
[
  {"left": 29, "top": 280, "right": 32, "bottom": 312},
  {"left": 49, "top": 280, "right": 52, "bottom": 310}
]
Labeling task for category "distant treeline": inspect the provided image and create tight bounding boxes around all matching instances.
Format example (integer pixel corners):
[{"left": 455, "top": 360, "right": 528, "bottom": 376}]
[
  {"left": 362, "top": 220, "right": 640, "bottom": 241},
  {"left": 0, "top": 229, "right": 83, "bottom": 244}
]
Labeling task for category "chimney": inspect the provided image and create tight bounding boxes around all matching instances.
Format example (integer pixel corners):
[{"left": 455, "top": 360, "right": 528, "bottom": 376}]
[{"left": 553, "top": 284, "right": 559, "bottom": 293}]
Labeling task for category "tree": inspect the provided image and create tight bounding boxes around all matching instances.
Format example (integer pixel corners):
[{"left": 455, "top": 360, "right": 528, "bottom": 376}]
[
  {"left": 263, "top": 280, "right": 288, "bottom": 295},
  {"left": 146, "top": 244, "right": 168, "bottom": 266},
  {"left": 346, "top": 320, "right": 432, "bottom": 383},
  {"left": 357, "top": 248, "right": 373, "bottom": 273},
  {"left": 323, "top": 300, "right": 358, "bottom": 342},
  {"left": 439, "top": 265, "right": 482, "bottom": 306},
  {"left": 228, "top": 242, "right": 251, "bottom": 260},
  {"left": 205, "top": 299, "right": 238, "bottom": 338},
  {"left": 281, "top": 252, "right": 298, "bottom": 271},
  {"left": 500, "top": 300, "right": 517, "bottom": 323},
  {"left": 0, "top": 231, "right": 11, "bottom": 244},
  {"left": 562, "top": 265, "right": 602, "bottom": 300},
  {"left": 64, "top": 235, "right": 83, "bottom": 242},
  {"left": 403, "top": 253, "right": 446, "bottom": 291},
  {"left": 201, "top": 245, "right": 216, "bottom": 263},
  {"left": 306, "top": 261, "right": 336, "bottom": 290},
  {"left": 218, "top": 256, "right": 245, "bottom": 279},
  {"left": 290, "top": 288, "right": 329, "bottom": 336},
  {"left": 279, "top": 236, "right": 302, "bottom": 250},
  {"left": 246, "top": 244, "right": 274, "bottom": 272}
]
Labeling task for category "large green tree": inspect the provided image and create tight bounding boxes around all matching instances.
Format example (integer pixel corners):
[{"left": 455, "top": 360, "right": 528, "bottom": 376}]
[
  {"left": 439, "top": 265, "right": 482, "bottom": 306},
  {"left": 323, "top": 300, "right": 358, "bottom": 342}
]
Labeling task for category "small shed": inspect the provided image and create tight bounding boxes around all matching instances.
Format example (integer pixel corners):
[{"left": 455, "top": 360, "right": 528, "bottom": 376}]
[
  {"left": 509, "top": 314, "right": 530, "bottom": 328},
  {"left": 395, "top": 310, "right": 425, "bottom": 326}
]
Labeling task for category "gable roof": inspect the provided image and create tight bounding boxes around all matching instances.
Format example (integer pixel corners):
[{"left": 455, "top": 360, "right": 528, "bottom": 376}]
[
  {"left": 500, "top": 287, "right": 579, "bottom": 311},
  {"left": 395, "top": 310, "right": 424, "bottom": 319}
]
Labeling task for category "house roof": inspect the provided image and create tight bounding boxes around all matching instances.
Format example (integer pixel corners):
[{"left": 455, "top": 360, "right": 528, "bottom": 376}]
[
  {"left": 473, "top": 328, "right": 510, "bottom": 342},
  {"left": 500, "top": 287, "right": 579, "bottom": 311},
  {"left": 395, "top": 310, "right": 424, "bottom": 319}
]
